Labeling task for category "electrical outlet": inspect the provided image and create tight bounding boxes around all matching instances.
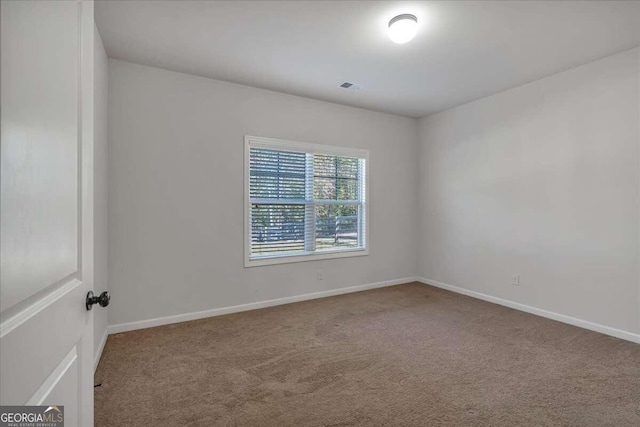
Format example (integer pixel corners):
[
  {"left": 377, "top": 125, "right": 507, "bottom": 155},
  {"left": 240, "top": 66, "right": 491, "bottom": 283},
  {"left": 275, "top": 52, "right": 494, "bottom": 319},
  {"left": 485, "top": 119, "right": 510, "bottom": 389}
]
[
  {"left": 317, "top": 270, "right": 324, "bottom": 280},
  {"left": 511, "top": 275, "right": 520, "bottom": 286}
]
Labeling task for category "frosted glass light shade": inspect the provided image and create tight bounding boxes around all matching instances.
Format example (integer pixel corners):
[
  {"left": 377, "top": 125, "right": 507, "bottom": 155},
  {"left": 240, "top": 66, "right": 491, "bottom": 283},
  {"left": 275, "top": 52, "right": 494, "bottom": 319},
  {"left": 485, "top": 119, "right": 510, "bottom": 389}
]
[{"left": 388, "top": 14, "right": 418, "bottom": 44}]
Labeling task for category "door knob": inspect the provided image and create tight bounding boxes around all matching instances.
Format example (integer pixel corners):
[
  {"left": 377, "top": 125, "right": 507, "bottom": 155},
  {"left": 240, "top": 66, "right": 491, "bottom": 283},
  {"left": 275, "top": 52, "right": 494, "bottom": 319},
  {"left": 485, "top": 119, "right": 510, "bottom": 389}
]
[{"left": 86, "top": 291, "right": 110, "bottom": 310}]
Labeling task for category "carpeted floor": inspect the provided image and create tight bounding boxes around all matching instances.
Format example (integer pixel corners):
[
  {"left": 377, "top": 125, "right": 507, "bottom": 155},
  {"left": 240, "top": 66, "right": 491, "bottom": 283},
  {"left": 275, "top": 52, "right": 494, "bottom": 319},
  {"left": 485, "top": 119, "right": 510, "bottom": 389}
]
[{"left": 95, "top": 282, "right": 640, "bottom": 426}]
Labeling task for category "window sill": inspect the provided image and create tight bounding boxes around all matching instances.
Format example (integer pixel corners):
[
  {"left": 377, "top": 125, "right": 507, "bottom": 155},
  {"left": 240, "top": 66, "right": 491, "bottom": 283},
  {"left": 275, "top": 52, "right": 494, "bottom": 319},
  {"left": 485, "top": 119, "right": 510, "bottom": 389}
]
[{"left": 245, "top": 247, "right": 368, "bottom": 267}]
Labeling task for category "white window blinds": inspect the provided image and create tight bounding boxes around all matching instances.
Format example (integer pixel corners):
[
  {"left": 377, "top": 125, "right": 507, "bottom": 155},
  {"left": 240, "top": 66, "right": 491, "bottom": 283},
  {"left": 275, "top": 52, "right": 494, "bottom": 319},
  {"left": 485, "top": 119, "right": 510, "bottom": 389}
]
[{"left": 245, "top": 137, "right": 368, "bottom": 266}]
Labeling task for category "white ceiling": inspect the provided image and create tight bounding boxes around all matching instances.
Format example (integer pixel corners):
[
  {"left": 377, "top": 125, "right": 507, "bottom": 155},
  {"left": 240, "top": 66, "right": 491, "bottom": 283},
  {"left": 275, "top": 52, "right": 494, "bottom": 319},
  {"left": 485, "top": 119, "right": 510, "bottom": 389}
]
[{"left": 96, "top": 0, "right": 640, "bottom": 118}]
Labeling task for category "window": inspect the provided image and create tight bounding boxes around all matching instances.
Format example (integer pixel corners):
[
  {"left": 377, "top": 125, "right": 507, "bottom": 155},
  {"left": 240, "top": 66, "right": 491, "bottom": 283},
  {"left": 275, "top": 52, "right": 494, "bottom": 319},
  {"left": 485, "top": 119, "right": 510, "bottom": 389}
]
[{"left": 245, "top": 136, "right": 368, "bottom": 267}]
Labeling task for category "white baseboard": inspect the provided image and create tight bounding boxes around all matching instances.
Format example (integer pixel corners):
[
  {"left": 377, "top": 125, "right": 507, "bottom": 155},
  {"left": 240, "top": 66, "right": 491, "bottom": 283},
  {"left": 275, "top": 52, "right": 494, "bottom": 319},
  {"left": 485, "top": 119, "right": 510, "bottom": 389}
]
[
  {"left": 417, "top": 277, "right": 640, "bottom": 344},
  {"left": 108, "top": 277, "right": 419, "bottom": 335},
  {"left": 94, "top": 329, "right": 109, "bottom": 372}
]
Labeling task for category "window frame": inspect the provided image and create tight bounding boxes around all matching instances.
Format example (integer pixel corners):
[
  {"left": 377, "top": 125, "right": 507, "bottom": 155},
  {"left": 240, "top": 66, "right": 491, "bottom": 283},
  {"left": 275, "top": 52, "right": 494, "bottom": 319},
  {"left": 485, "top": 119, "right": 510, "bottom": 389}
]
[{"left": 244, "top": 135, "right": 369, "bottom": 267}]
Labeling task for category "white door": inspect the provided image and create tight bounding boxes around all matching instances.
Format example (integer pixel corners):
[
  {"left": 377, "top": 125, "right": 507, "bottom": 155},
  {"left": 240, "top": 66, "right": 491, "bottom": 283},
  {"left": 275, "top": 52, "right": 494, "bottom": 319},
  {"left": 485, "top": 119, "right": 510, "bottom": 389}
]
[{"left": 1, "top": 1, "right": 96, "bottom": 426}]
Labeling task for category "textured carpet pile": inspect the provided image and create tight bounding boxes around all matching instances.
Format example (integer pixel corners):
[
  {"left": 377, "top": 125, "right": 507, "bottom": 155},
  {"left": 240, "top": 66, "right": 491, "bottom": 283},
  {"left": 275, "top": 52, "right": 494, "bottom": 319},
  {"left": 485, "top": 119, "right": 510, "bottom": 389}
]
[{"left": 95, "top": 282, "right": 640, "bottom": 426}]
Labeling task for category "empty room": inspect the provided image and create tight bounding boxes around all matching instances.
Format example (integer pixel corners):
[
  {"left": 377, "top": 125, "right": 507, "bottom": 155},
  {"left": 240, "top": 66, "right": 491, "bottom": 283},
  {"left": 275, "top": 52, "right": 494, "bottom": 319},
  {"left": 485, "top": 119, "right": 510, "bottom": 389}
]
[{"left": 1, "top": 0, "right": 640, "bottom": 426}]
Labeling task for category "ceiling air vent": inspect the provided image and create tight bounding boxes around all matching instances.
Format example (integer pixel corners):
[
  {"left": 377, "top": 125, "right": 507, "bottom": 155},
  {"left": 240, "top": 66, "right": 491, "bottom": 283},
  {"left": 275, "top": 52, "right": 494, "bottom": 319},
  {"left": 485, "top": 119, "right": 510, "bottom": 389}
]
[{"left": 339, "top": 82, "right": 363, "bottom": 91}]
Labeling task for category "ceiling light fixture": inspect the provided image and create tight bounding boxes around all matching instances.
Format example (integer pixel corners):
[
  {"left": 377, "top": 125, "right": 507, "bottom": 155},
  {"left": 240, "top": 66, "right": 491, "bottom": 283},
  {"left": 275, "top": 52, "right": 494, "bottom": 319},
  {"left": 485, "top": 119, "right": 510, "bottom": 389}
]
[{"left": 388, "top": 14, "right": 418, "bottom": 44}]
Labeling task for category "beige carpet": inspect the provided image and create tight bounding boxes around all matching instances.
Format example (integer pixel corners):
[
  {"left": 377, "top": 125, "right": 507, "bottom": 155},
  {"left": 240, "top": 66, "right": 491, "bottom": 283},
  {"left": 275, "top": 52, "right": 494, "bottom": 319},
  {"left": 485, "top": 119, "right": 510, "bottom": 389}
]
[{"left": 95, "top": 282, "right": 640, "bottom": 426}]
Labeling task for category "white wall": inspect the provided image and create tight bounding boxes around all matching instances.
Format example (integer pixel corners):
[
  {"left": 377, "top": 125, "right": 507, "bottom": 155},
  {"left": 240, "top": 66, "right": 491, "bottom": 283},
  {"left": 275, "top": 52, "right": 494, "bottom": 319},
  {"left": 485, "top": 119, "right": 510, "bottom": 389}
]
[
  {"left": 93, "top": 24, "right": 109, "bottom": 364},
  {"left": 418, "top": 48, "right": 640, "bottom": 334},
  {"left": 107, "top": 59, "right": 419, "bottom": 327}
]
